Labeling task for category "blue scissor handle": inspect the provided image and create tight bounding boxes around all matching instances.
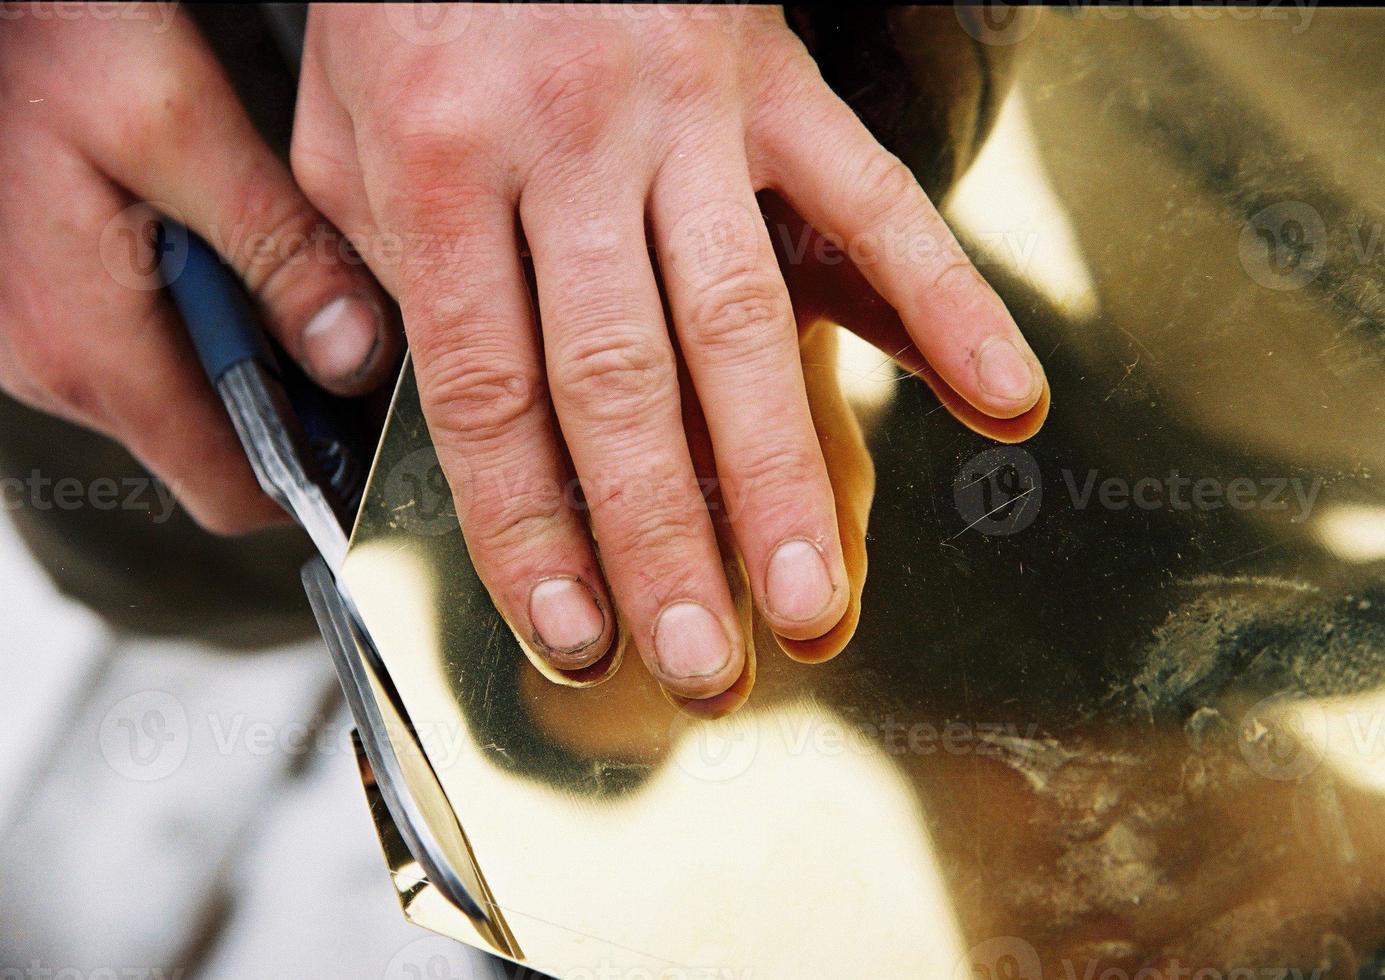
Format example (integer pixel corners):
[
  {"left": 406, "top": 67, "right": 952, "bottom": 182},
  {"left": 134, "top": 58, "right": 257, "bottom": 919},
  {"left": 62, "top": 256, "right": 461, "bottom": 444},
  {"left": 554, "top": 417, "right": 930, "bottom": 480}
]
[
  {"left": 155, "top": 221, "right": 280, "bottom": 385},
  {"left": 155, "top": 219, "right": 369, "bottom": 518}
]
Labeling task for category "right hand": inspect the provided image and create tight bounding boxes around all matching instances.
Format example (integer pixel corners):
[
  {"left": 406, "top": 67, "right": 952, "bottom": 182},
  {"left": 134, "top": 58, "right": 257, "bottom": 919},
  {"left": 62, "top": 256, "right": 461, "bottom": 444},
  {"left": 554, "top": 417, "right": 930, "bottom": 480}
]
[
  {"left": 294, "top": 4, "right": 1048, "bottom": 702},
  {"left": 0, "top": 4, "right": 398, "bottom": 533}
]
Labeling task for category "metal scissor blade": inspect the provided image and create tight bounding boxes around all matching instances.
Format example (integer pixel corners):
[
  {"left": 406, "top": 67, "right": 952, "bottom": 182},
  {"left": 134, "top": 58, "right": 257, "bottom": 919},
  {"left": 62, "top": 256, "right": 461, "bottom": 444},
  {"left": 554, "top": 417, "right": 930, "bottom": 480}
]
[{"left": 303, "top": 558, "right": 519, "bottom": 955}]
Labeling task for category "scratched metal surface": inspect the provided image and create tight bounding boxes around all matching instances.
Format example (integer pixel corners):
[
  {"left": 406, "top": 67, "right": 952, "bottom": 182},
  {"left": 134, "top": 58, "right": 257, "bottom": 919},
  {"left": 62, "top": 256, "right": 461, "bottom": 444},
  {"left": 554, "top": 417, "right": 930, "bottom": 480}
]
[{"left": 343, "top": 10, "right": 1385, "bottom": 978}]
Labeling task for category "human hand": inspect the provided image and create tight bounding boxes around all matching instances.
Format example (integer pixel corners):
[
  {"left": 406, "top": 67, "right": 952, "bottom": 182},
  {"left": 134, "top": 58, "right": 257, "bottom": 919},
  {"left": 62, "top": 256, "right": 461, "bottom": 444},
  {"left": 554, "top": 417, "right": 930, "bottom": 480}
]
[
  {"left": 294, "top": 4, "right": 1046, "bottom": 700},
  {"left": 0, "top": 4, "right": 398, "bottom": 532}
]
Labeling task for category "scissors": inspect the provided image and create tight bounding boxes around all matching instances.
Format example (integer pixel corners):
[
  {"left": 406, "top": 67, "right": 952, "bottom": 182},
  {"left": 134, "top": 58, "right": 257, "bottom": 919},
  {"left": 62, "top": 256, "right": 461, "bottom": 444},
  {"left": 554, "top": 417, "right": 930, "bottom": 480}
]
[{"left": 154, "top": 220, "right": 502, "bottom": 937}]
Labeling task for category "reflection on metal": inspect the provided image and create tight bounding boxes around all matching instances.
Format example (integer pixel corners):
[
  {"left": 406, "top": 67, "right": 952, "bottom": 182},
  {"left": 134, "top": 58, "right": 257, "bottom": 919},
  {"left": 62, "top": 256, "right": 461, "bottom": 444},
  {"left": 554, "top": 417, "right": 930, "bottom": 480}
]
[
  {"left": 946, "top": 91, "right": 1100, "bottom": 322},
  {"left": 337, "top": 11, "right": 1385, "bottom": 978},
  {"left": 1316, "top": 504, "right": 1385, "bottom": 564}
]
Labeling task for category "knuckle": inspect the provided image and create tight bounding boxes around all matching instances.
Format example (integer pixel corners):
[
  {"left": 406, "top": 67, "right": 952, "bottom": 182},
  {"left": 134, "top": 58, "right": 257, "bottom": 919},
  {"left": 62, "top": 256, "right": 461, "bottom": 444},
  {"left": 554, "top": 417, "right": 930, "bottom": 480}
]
[
  {"left": 732, "top": 443, "right": 827, "bottom": 517},
  {"left": 685, "top": 271, "right": 791, "bottom": 354},
  {"left": 559, "top": 220, "right": 625, "bottom": 280},
  {"left": 553, "top": 328, "right": 675, "bottom": 422},
  {"left": 648, "top": 30, "right": 721, "bottom": 107},
  {"left": 467, "top": 479, "right": 565, "bottom": 556},
  {"left": 380, "top": 105, "right": 492, "bottom": 185},
  {"left": 225, "top": 190, "right": 328, "bottom": 299},
  {"left": 188, "top": 498, "right": 279, "bottom": 538},
  {"left": 592, "top": 486, "right": 705, "bottom": 565},
  {"left": 289, "top": 139, "right": 341, "bottom": 205},
  {"left": 118, "top": 66, "right": 203, "bottom": 157},
  {"left": 388, "top": 124, "right": 471, "bottom": 174},
  {"left": 422, "top": 345, "right": 545, "bottom": 441},
  {"left": 749, "top": 37, "right": 817, "bottom": 111},
  {"left": 523, "top": 42, "right": 625, "bottom": 149},
  {"left": 927, "top": 259, "right": 990, "bottom": 315},
  {"left": 854, "top": 150, "right": 924, "bottom": 227}
]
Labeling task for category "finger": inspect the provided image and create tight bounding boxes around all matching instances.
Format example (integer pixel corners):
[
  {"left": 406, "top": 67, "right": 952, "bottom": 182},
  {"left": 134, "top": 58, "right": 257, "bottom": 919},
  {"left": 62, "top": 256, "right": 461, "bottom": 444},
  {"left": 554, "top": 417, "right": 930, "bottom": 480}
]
[
  {"left": 666, "top": 352, "right": 757, "bottom": 718},
  {"left": 525, "top": 184, "right": 744, "bottom": 700},
  {"left": 114, "top": 297, "right": 289, "bottom": 534},
  {"left": 763, "top": 194, "right": 1051, "bottom": 445},
  {"left": 90, "top": 11, "right": 398, "bottom": 396},
  {"left": 0, "top": 141, "right": 282, "bottom": 534},
  {"left": 291, "top": 31, "right": 389, "bottom": 288},
  {"left": 652, "top": 151, "right": 848, "bottom": 641},
  {"left": 755, "top": 82, "right": 1046, "bottom": 420},
  {"left": 387, "top": 183, "right": 617, "bottom": 672}
]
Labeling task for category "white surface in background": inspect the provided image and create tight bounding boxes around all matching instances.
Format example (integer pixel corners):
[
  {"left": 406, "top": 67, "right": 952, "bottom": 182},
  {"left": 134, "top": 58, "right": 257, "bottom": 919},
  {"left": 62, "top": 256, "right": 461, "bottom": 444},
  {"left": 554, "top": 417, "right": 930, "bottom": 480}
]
[
  {"left": 0, "top": 512, "right": 108, "bottom": 834},
  {"left": 0, "top": 511, "right": 505, "bottom": 979}
]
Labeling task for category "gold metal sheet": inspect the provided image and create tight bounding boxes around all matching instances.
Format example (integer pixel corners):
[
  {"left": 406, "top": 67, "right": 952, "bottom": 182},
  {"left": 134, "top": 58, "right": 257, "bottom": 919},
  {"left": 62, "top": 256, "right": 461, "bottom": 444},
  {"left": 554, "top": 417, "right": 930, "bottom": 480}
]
[{"left": 343, "top": 10, "right": 1385, "bottom": 978}]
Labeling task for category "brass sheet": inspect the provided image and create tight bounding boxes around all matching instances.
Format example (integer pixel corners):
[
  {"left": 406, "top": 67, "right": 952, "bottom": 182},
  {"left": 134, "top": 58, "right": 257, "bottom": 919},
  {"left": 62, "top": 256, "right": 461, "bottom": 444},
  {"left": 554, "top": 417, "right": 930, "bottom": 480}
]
[{"left": 343, "top": 10, "right": 1385, "bottom": 978}]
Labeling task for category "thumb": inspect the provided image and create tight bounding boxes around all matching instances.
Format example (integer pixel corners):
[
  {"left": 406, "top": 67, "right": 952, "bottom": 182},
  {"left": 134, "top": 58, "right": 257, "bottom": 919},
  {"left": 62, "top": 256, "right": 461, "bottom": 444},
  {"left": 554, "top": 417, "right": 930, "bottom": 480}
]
[{"left": 91, "top": 12, "right": 399, "bottom": 396}]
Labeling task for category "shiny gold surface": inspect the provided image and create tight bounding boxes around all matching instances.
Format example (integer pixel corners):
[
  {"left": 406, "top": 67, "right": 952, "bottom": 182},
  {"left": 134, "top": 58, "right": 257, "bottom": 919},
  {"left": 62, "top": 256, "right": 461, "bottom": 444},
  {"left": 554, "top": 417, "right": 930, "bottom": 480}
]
[{"left": 344, "top": 11, "right": 1385, "bottom": 978}]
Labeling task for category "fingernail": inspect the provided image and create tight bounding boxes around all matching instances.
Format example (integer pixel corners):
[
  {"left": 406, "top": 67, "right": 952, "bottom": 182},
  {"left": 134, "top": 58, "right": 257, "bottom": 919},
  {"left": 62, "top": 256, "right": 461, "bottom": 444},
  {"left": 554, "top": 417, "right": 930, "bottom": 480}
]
[
  {"left": 301, "top": 294, "right": 383, "bottom": 384},
  {"left": 766, "top": 538, "right": 836, "bottom": 623},
  {"left": 529, "top": 576, "right": 606, "bottom": 657},
  {"left": 653, "top": 601, "right": 733, "bottom": 680},
  {"left": 976, "top": 336, "right": 1038, "bottom": 404}
]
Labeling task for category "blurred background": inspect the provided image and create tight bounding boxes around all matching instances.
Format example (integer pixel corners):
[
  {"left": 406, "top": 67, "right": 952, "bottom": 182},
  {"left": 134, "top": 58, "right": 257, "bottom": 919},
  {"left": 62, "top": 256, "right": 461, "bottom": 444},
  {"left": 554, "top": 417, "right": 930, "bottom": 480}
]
[{"left": 0, "top": 507, "right": 504, "bottom": 977}]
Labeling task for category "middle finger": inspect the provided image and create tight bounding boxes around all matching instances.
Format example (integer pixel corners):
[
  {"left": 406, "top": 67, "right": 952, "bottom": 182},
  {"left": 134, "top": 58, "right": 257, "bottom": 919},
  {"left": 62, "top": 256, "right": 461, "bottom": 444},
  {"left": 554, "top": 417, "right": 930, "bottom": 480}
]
[{"left": 523, "top": 173, "right": 745, "bottom": 700}]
